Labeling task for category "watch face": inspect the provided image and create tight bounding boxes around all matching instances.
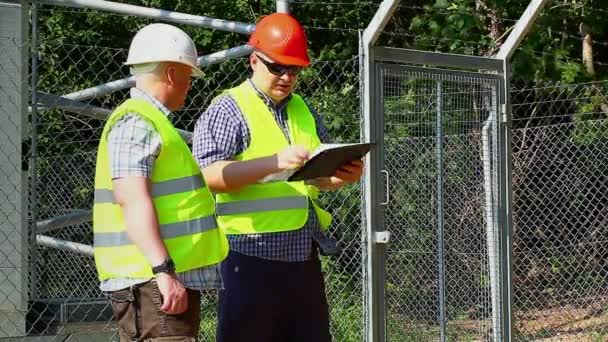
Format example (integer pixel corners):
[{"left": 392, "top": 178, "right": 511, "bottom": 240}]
[
  {"left": 153, "top": 258, "right": 175, "bottom": 274},
  {"left": 167, "top": 259, "right": 176, "bottom": 271}
]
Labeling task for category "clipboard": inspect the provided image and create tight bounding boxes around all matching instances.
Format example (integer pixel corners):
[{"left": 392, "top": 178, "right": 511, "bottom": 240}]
[{"left": 288, "top": 142, "right": 375, "bottom": 182}]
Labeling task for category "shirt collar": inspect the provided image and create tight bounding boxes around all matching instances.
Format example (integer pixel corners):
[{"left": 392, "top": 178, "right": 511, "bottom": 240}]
[
  {"left": 129, "top": 87, "right": 172, "bottom": 117},
  {"left": 247, "top": 79, "right": 292, "bottom": 112}
]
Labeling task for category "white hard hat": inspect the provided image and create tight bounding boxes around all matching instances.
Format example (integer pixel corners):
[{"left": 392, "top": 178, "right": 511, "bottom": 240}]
[{"left": 125, "top": 23, "right": 203, "bottom": 77}]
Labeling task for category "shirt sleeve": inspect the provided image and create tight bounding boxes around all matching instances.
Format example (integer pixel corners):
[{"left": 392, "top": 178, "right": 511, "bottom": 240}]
[
  {"left": 192, "top": 95, "right": 248, "bottom": 169},
  {"left": 106, "top": 113, "right": 162, "bottom": 179}
]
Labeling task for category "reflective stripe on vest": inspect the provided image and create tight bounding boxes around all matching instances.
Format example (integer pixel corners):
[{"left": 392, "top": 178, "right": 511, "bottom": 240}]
[
  {"left": 94, "top": 175, "right": 204, "bottom": 204},
  {"left": 94, "top": 215, "right": 217, "bottom": 247},
  {"left": 215, "top": 196, "right": 308, "bottom": 216},
  {"left": 93, "top": 98, "right": 228, "bottom": 280},
  {"left": 214, "top": 82, "right": 333, "bottom": 235}
]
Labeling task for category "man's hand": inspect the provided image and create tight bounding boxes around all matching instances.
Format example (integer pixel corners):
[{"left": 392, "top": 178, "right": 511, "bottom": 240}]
[
  {"left": 332, "top": 160, "right": 364, "bottom": 184},
  {"left": 155, "top": 272, "right": 188, "bottom": 315},
  {"left": 202, "top": 145, "right": 310, "bottom": 193},
  {"left": 311, "top": 160, "right": 364, "bottom": 191},
  {"left": 276, "top": 145, "right": 310, "bottom": 171}
]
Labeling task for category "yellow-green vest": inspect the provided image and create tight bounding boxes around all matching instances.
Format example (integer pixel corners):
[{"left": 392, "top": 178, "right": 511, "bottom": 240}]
[
  {"left": 93, "top": 98, "right": 228, "bottom": 281},
  {"left": 215, "top": 81, "right": 333, "bottom": 235}
]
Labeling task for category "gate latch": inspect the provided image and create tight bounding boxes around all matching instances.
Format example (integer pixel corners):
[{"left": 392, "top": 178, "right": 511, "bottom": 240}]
[{"left": 374, "top": 231, "right": 391, "bottom": 244}]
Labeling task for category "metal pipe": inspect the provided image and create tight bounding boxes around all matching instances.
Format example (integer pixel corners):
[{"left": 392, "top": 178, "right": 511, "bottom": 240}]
[
  {"left": 37, "top": 92, "right": 111, "bottom": 120},
  {"left": 35, "top": 211, "right": 92, "bottom": 234},
  {"left": 63, "top": 45, "right": 253, "bottom": 102},
  {"left": 495, "top": 0, "right": 550, "bottom": 60},
  {"left": 197, "top": 44, "right": 253, "bottom": 66},
  {"left": 482, "top": 110, "right": 501, "bottom": 341},
  {"left": 358, "top": 29, "right": 371, "bottom": 342},
  {"left": 35, "top": 0, "right": 255, "bottom": 35},
  {"left": 362, "top": 0, "right": 400, "bottom": 47},
  {"left": 276, "top": 0, "right": 289, "bottom": 13},
  {"left": 36, "top": 92, "right": 193, "bottom": 142},
  {"left": 62, "top": 76, "right": 135, "bottom": 103},
  {"left": 36, "top": 235, "right": 94, "bottom": 256},
  {"left": 29, "top": 1, "right": 40, "bottom": 302},
  {"left": 361, "top": 2, "right": 400, "bottom": 341},
  {"left": 435, "top": 81, "right": 447, "bottom": 342},
  {"left": 491, "top": 1, "right": 545, "bottom": 336},
  {"left": 500, "top": 60, "right": 515, "bottom": 342}
]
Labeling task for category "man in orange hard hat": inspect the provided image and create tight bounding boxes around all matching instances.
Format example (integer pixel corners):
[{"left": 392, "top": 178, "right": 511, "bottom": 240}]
[{"left": 192, "top": 12, "right": 363, "bottom": 342}]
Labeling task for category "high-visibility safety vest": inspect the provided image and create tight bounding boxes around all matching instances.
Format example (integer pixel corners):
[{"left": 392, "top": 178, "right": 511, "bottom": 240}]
[
  {"left": 93, "top": 99, "right": 228, "bottom": 281},
  {"left": 215, "top": 81, "right": 333, "bottom": 235}
]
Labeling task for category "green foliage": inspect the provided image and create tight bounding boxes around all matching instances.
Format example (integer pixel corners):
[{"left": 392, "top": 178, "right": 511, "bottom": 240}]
[
  {"left": 571, "top": 88, "right": 608, "bottom": 144},
  {"left": 31, "top": 1, "right": 608, "bottom": 339}
]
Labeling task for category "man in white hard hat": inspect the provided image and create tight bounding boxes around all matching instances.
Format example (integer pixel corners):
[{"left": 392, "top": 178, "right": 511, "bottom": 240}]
[{"left": 92, "top": 23, "right": 228, "bottom": 341}]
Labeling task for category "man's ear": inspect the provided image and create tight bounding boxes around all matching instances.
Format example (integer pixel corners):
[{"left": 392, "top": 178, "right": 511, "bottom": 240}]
[
  {"left": 250, "top": 54, "right": 258, "bottom": 70},
  {"left": 165, "top": 65, "right": 176, "bottom": 86}
]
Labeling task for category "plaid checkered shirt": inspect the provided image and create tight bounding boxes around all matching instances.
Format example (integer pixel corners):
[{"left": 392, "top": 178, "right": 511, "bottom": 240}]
[
  {"left": 192, "top": 79, "right": 338, "bottom": 262},
  {"left": 99, "top": 87, "right": 222, "bottom": 292}
]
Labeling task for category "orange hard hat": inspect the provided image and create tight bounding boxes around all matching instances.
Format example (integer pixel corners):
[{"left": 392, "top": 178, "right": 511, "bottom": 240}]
[{"left": 248, "top": 13, "right": 310, "bottom": 67}]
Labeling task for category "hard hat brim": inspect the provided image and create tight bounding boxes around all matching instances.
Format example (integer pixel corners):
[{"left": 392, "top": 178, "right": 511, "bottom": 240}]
[
  {"left": 191, "top": 65, "right": 204, "bottom": 78},
  {"left": 258, "top": 48, "right": 310, "bottom": 67},
  {"left": 125, "top": 60, "right": 204, "bottom": 77}
]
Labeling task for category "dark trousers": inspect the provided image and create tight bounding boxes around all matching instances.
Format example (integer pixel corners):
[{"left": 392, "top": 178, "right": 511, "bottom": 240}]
[
  {"left": 109, "top": 280, "right": 200, "bottom": 342},
  {"left": 217, "top": 251, "right": 331, "bottom": 342}
]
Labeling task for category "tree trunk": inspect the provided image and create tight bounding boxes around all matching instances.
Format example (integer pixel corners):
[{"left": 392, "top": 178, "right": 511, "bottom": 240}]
[{"left": 580, "top": 22, "right": 595, "bottom": 77}]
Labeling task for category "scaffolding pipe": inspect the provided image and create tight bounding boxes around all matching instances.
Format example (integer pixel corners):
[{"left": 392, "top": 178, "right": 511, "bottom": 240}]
[
  {"left": 35, "top": 211, "right": 92, "bottom": 234},
  {"left": 37, "top": 92, "right": 111, "bottom": 120},
  {"left": 276, "top": 0, "right": 289, "bottom": 13},
  {"left": 36, "top": 92, "right": 193, "bottom": 142},
  {"left": 35, "top": 0, "right": 255, "bottom": 35},
  {"left": 62, "top": 76, "right": 135, "bottom": 102},
  {"left": 197, "top": 44, "right": 253, "bottom": 66},
  {"left": 62, "top": 45, "right": 253, "bottom": 102},
  {"left": 36, "top": 235, "right": 94, "bottom": 256}
]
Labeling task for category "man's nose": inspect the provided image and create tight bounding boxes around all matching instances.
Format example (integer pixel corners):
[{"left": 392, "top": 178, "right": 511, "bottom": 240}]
[{"left": 280, "top": 72, "right": 296, "bottom": 82}]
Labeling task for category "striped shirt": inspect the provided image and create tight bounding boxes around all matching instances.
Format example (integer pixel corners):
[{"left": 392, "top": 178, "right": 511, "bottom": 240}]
[
  {"left": 192, "top": 80, "right": 339, "bottom": 262},
  {"left": 99, "top": 87, "right": 222, "bottom": 292}
]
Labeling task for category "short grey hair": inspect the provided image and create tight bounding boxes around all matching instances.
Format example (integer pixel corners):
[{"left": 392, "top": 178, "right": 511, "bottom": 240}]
[{"left": 129, "top": 62, "right": 162, "bottom": 76}]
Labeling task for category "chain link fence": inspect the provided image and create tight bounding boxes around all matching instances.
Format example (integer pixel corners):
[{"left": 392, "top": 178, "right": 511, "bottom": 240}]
[
  {"left": 3, "top": 2, "right": 608, "bottom": 342},
  {"left": 511, "top": 80, "right": 608, "bottom": 341},
  {"left": 12, "top": 12, "right": 365, "bottom": 340}
]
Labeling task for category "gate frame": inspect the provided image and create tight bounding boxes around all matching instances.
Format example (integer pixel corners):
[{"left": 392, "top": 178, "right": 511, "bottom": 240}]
[
  {"left": 361, "top": 0, "right": 551, "bottom": 341},
  {"left": 375, "top": 61, "right": 504, "bottom": 342}
]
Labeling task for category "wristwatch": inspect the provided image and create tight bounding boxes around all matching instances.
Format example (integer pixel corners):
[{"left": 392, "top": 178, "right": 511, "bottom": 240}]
[{"left": 152, "top": 257, "right": 176, "bottom": 275}]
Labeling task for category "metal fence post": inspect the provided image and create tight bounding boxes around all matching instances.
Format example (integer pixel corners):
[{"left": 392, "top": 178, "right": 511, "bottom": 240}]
[
  {"left": 436, "top": 80, "right": 447, "bottom": 342},
  {"left": 29, "top": 0, "right": 40, "bottom": 304},
  {"left": 362, "top": 2, "right": 400, "bottom": 341},
  {"left": 362, "top": 35, "right": 385, "bottom": 342},
  {"left": 499, "top": 60, "right": 515, "bottom": 342},
  {"left": 0, "top": 0, "right": 30, "bottom": 336},
  {"left": 482, "top": 84, "right": 502, "bottom": 342}
]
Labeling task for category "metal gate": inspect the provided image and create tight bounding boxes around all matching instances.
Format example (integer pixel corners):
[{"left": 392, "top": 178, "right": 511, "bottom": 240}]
[{"left": 364, "top": 48, "right": 511, "bottom": 341}]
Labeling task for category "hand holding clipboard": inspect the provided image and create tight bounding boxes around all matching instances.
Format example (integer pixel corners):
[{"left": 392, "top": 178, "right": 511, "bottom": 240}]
[{"left": 287, "top": 143, "right": 375, "bottom": 181}]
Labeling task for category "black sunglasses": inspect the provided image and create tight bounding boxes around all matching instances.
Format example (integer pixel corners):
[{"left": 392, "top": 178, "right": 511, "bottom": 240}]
[{"left": 255, "top": 54, "right": 302, "bottom": 76}]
